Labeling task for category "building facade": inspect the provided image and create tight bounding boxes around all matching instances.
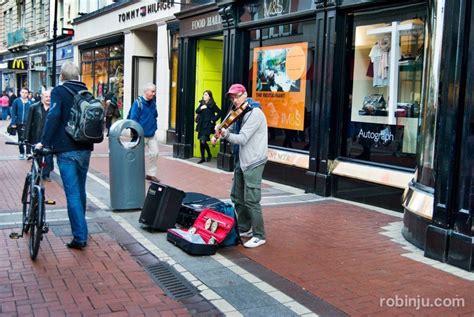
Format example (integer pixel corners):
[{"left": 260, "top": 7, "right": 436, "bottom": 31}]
[
  {"left": 173, "top": 0, "right": 426, "bottom": 211},
  {"left": 72, "top": 0, "right": 180, "bottom": 142},
  {"left": 173, "top": 0, "right": 474, "bottom": 271},
  {"left": 0, "top": 0, "right": 51, "bottom": 94}
]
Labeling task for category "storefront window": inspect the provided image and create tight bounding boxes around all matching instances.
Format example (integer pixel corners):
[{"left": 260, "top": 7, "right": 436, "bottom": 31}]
[
  {"left": 80, "top": 43, "right": 124, "bottom": 116},
  {"left": 343, "top": 9, "right": 426, "bottom": 169},
  {"left": 249, "top": 21, "right": 314, "bottom": 152},
  {"left": 109, "top": 44, "right": 123, "bottom": 58},
  {"left": 169, "top": 32, "right": 179, "bottom": 130},
  {"left": 109, "top": 59, "right": 123, "bottom": 112},
  {"left": 82, "top": 51, "right": 92, "bottom": 61},
  {"left": 94, "top": 60, "right": 108, "bottom": 98},
  {"left": 94, "top": 47, "right": 108, "bottom": 60},
  {"left": 82, "top": 62, "right": 93, "bottom": 91}
]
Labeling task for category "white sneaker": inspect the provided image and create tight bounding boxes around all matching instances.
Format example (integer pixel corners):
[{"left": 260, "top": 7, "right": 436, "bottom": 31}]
[
  {"left": 18, "top": 154, "right": 25, "bottom": 160},
  {"left": 243, "top": 237, "right": 266, "bottom": 248},
  {"left": 239, "top": 229, "right": 253, "bottom": 238}
]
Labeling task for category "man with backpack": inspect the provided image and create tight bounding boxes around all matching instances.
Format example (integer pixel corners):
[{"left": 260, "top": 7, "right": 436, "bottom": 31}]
[
  {"left": 129, "top": 83, "right": 159, "bottom": 183},
  {"left": 37, "top": 62, "right": 94, "bottom": 250}
]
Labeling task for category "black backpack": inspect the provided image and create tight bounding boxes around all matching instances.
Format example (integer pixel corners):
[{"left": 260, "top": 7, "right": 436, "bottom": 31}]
[{"left": 63, "top": 85, "right": 105, "bottom": 144}]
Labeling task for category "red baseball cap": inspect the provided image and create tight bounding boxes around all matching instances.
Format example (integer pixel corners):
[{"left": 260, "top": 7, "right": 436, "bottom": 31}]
[{"left": 226, "top": 83, "right": 246, "bottom": 96}]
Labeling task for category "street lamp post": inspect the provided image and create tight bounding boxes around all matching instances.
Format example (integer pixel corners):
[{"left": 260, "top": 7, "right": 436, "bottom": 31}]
[{"left": 52, "top": 0, "right": 58, "bottom": 87}]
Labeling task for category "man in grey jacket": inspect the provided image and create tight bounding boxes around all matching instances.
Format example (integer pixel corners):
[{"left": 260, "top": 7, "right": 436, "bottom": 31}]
[{"left": 216, "top": 83, "right": 268, "bottom": 248}]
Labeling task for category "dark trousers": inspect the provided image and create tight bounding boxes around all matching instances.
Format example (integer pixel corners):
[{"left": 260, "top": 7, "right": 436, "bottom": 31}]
[
  {"left": 43, "top": 154, "right": 54, "bottom": 178},
  {"left": 200, "top": 140, "right": 211, "bottom": 159},
  {"left": 16, "top": 124, "right": 31, "bottom": 155}
]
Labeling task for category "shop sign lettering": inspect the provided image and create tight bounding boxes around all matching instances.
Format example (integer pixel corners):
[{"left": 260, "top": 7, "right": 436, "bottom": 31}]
[
  {"left": 191, "top": 15, "right": 222, "bottom": 30},
  {"left": 263, "top": 0, "right": 288, "bottom": 18},
  {"left": 8, "top": 59, "right": 28, "bottom": 70},
  {"left": 118, "top": 1, "right": 174, "bottom": 23},
  {"left": 267, "top": 148, "right": 309, "bottom": 169},
  {"left": 358, "top": 128, "right": 394, "bottom": 143}
]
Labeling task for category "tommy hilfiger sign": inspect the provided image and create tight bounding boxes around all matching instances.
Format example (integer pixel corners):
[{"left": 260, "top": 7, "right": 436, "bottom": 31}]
[{"left": 118, "top": 0, "right": 174, "bottom": 23}]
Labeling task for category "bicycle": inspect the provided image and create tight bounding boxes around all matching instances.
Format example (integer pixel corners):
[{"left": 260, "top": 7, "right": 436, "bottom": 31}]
[{"left": 6, "top": 141, "right": 55, "bottom": 260}]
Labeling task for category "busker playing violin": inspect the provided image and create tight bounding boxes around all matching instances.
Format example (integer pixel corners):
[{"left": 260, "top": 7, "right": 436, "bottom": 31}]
[{"left": 213, "top": 84, "right": 268, "bottom": 248}]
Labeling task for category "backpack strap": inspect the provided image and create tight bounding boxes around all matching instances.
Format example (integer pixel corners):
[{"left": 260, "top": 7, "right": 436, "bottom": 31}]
[
  {"left": 61, "top": 84, "right": 75, "bottom": 95},
  {"left": 137, "top": 97, "right": 143, "bottom": 111},
  {"left": 135, "top": 97, "right": 143, "bottom": 115}
]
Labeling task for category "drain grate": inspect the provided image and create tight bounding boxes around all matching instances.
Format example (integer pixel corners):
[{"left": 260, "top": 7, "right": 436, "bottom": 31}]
[{"left": 145, "top": 262, "right": 197, "bottom": 300}]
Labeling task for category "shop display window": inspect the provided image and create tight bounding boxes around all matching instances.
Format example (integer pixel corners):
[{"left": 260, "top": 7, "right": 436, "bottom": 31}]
[
  {"left": 82, "top": 51, "right": 92, "bottom": 62},
  {"left": 82, "top": 62, "right": 93, "bottom": 92},
  {"left": 109, "top": 59, "right": 124, "bottom": 112},
  {"left": 94, "top": 61, "right": 108, "bottom": 98},
  {"left": 80, "top": 43, "right": 124, "bottom": 115},
  {"left": 94, "top": 47, "right": 108, "bottom": 60},
  {"left": 109, "top": 44, "right": 123, "bottom": 58},
  {"left": 249, "top": 21, "right": 314, "bottom": 152},
  {"left": 343, "top": 11, "right": 426, "bottom": 169}
]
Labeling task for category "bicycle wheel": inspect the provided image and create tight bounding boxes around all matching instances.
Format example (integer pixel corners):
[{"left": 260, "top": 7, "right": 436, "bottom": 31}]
[
  {"left": 21, "top": 174, "right": 32, "bottom": 234},
  {"left": 29, "top": 186, "right": 44, "bottom": 260}
]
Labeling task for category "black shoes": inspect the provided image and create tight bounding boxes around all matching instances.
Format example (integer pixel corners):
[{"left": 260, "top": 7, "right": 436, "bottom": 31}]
[
  {"left": 198, "top": 156, "right": 211, "bottom": 164},
  {"left": 66, "top": 240, "right": 87, "bottom": 250}
]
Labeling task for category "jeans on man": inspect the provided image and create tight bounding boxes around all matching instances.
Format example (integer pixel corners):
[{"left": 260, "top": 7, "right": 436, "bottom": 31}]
[
  {"left": 1, "top": 107, "right": 8, "bottom": 120},
  {"left": 57, "top": 150, "right": 91, "bottom": 243}
]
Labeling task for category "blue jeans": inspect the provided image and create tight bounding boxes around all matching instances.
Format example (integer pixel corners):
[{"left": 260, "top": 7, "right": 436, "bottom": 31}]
[
  {"left": 1, "top": 107, "right": 7, "bottom": 120},
  {"left": 57, "top": 150, "right": 91, "bottom": 243}
]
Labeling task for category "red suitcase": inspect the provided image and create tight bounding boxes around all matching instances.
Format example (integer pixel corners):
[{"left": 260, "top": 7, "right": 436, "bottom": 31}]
[{"left": 167, "top": 208, "right": 235, "bottom": 255}]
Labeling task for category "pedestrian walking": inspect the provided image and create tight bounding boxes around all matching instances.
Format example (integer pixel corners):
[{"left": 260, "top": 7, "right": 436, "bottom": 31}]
[
  {"left": 129, "top": 83, "right": 160, "bottom": 183},
  {"left": 7, "top": 90, "right": 17, "bottom": 119},
  {"left": 38, "top": 62, "right": 93, "bottom": 250},
  {"left": 104, "top": 92, "right": 120, "bottom": 136},
  {"left": 10, "top": 87, "right": 33, "bottom": 159},
  {"left": 0, "top": 91, "right": 9, "bottom": 120},
  {"left": 24, "top": 88, "right": 54, "bottom": 181},
  {"left": 195, "top": 90, "right": 221, "bottom": 163},
  {"left": 214, "top": 83, "right": 268, "bottom": 248}
]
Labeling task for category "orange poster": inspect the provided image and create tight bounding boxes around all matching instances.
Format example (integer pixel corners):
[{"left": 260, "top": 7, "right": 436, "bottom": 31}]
[{"left": 252, "top": 42, "right": 308, "bottom": 130}]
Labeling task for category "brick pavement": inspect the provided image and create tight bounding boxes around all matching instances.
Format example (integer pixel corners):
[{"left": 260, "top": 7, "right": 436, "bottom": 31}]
[
  {"left": 0, "top": 224, "right": 191, "bottom": 316},
  {"left": 235, "top": 202, "right": 474, "bottom": 316}
]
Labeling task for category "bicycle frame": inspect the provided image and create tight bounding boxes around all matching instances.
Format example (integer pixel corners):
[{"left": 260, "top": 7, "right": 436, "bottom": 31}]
[{"left": 6, "top": 140, "right": 53, "bottom": 260}]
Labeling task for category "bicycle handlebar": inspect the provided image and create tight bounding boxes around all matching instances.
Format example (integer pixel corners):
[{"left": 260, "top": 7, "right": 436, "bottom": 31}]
[{"left": 5, "top": 141, "right": 52, "bottom": 156}]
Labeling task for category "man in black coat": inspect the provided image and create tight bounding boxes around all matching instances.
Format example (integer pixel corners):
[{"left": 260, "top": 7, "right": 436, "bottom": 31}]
[{"left": 25, "top": 88, "right": 53, "bottom": 181}]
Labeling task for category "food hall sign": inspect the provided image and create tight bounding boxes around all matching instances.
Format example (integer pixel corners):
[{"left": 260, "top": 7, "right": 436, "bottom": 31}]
[
  {"left": 118, "top": 0, "right": 174, "bottom": 23},
  {"left": 181, "top": 11, "right": 223, "bottom": 37},
  {"left": 191, "top": 15, "right": 221, "bottom": 30}
]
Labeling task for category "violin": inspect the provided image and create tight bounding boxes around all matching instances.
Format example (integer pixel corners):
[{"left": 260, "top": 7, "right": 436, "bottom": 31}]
[{"left": 211, "top": 101, "right": 249, "bottom": 144}]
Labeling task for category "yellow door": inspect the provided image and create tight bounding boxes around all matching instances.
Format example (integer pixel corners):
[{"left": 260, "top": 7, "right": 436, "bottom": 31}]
[{"left": 194, "top": 39, "right": 223, "bottom": 158}]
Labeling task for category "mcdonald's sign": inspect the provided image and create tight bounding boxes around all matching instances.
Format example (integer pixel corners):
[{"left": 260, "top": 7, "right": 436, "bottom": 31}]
[{"left": 8, "top": 59, "right": 28, "bottom": 70}]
